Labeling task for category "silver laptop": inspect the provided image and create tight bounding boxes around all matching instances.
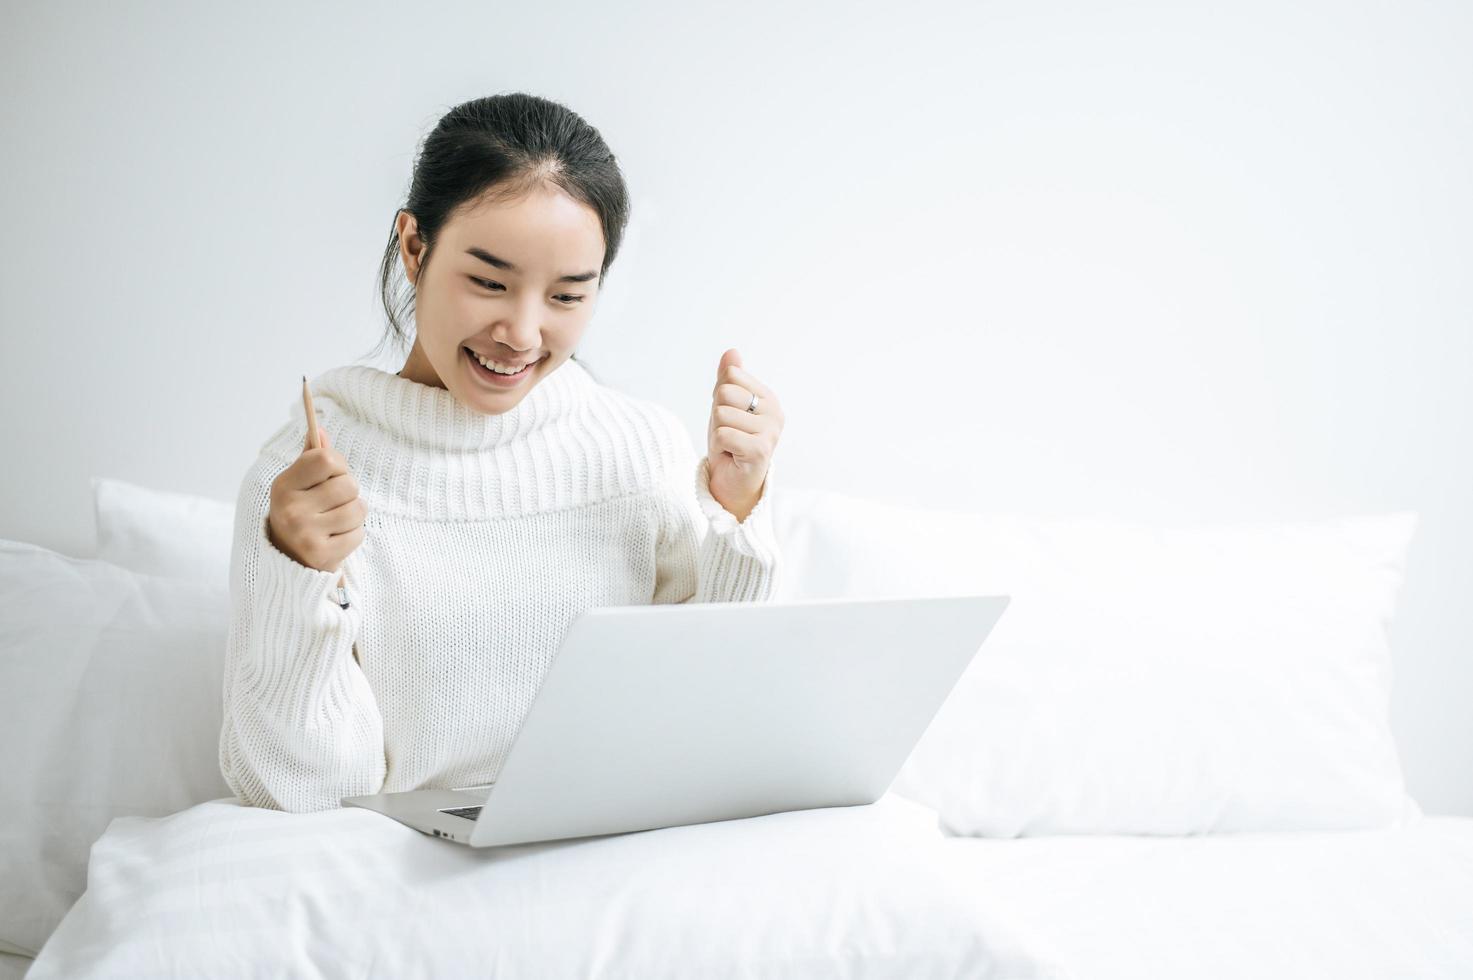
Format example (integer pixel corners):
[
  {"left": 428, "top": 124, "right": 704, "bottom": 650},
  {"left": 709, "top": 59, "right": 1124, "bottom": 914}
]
[{"left": 343, "top": 593, "right": 1010, "bottom": 848}]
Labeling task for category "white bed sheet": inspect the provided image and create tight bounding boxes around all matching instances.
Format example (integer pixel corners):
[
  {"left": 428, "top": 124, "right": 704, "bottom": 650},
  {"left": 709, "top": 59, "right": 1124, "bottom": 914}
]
[
  {"left": 941, "top": 814, "right": 1473, "bottom": 979},
  {"left": 0, "top": 951, "right": 32, "bottom": 980},
  {"left": 26, "top": 794, "right": 1070, "bottom": 979},
  {"left": 28, "top": 790, "right": 1473, "bottom": 979}
]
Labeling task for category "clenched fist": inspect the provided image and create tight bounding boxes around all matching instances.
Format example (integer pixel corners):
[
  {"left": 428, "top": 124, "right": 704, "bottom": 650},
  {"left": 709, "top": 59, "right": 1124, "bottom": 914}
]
[
  {"left": 266, "top": 422, "right": 367, "bottom": 575},
  {"left": 706, "top": 348, "right": 784, "bottom": 523}
]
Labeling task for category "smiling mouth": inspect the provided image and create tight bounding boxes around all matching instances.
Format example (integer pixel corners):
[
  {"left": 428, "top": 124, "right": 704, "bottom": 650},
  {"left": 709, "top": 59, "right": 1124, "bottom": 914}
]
[
  {"left": 467, "top": 349, "right": 540, "bottom": 368},
  {"left": 464, "top": 347, "right": 541, "bottom": 384}
]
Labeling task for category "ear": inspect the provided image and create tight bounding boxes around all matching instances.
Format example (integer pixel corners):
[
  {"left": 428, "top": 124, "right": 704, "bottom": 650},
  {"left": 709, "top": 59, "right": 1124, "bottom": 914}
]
[{"left": 397, "top": 209, "right": 425, "bottom": 284}]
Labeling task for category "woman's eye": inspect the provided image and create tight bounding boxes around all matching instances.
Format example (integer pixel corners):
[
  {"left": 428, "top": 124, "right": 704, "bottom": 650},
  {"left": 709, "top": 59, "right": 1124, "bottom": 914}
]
[{"left": 471, "top": 277, "right": 583, "bottom": 305}]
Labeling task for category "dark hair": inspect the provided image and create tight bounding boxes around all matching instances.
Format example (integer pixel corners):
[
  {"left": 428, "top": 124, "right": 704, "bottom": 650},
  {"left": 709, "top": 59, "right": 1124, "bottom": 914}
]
[{"left": 365, "top": 92, "right": 630, "bottom": 380}]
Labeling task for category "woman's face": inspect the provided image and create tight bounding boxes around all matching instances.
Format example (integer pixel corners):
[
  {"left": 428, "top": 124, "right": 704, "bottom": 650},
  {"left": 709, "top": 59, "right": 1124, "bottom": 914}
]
[{"left": 396, "top": 184, "right": 605, "bottom": 414}]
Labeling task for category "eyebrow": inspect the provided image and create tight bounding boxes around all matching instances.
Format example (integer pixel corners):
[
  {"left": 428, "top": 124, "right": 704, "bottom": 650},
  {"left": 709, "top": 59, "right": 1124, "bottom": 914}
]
[{"left": 464, "top": 246, "right": 600, "bottom": 283}]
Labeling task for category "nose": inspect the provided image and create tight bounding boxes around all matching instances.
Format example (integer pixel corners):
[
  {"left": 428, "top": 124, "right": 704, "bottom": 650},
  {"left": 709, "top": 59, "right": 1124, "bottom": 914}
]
[{"left": 494, "top": 294, "right": 544, "bottom": 354}]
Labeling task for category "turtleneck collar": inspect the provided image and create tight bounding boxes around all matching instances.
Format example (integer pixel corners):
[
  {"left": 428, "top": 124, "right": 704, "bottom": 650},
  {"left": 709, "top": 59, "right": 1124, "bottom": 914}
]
[{"left": 307, "top": 357, "right": 597, "bottom": 453}]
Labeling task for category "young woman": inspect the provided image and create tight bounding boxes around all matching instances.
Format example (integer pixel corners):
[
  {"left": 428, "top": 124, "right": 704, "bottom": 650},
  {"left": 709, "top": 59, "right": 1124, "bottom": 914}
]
[{"left": 219, "top": 93, "right": 786, "bottom": 813}]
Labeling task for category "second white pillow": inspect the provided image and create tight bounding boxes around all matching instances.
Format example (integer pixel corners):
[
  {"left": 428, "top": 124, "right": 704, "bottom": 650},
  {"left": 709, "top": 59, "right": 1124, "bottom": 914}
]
[
  {"left": 772, "top": 492, "right": 1422, "bottom": 837},
  {"left": 91, "top": 476, "right": 235, "bottom": 585}
]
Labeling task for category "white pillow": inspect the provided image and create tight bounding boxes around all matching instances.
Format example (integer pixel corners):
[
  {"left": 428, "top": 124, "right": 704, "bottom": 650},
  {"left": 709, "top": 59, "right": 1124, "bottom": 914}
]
[
  {"left": 772, "top": 491, "right": 1423, "bottom": 836},
  {"left": 91, "top": 476, "right": 234, "bottom": 585},
  {"left": 0, "top": 540, "right": 233, "bottom": 957}
]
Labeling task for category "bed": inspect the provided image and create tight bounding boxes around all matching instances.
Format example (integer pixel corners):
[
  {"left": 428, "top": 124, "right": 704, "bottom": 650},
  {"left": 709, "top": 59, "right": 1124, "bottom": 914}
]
[
  {"left": 939, "top": 816, "right": 1473, "bottom": 978},
  {"left": 3, "top": 477, "right": 1470, "bottom": 977},
  {"left": 12, "top": 799, "right": 1473, "bottom": 978}
]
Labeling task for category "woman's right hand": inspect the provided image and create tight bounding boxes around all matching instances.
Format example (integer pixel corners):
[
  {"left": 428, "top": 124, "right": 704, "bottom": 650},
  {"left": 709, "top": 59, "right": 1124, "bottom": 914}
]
[{"left": 267, "top": 424, "right": 367, "bottom": 574}]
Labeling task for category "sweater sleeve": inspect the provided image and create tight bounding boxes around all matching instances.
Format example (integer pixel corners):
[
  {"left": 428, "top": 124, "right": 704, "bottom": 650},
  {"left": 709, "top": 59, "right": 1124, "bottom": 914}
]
[
  {"left": 217, "top": 449, "right": 387, "bottom": 813},
  {"left": 651, "top": 418, "right": 783, "bottom": 604}
]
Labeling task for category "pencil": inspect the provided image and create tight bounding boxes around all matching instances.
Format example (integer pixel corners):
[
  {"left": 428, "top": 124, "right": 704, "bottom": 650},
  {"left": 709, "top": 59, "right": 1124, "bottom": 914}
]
[
  {"left": 301, "top": 374, "right": 350, "bottom": 606},
  {"left": 302, "top": 374, "right": 321, "bottom": 450}
]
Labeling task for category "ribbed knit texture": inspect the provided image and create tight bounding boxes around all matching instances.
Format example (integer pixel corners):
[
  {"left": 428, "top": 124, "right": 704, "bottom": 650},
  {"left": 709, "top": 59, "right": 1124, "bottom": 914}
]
[{"left": 218, "top": 358, "right": 781, "bottom": 813}]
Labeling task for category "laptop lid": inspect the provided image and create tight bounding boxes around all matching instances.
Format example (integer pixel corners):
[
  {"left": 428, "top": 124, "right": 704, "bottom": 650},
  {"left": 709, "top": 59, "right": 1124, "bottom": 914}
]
[{"left": 467, "top": 593, "right": 1010, "bottom": 848}]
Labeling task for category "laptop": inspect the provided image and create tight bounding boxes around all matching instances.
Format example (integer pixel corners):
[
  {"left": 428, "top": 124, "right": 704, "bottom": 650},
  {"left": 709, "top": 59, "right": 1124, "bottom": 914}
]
[{"left": 342, "top": 593, "right": 1010, "bottom": 848}]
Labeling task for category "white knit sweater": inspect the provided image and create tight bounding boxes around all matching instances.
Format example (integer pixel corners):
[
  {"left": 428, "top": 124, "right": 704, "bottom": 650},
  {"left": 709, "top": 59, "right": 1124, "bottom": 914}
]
[{"left": 218, "top": 358, "right": 782, "bottom": 813}]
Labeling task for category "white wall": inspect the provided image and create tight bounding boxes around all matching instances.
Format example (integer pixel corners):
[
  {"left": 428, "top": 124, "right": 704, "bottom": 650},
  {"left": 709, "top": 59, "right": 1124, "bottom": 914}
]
[{"left": 2, "top": 0, "right": 1469, "bottom": 815}]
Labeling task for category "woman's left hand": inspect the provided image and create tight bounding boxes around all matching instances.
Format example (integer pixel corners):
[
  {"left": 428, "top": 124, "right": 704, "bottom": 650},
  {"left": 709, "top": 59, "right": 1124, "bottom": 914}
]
[{"left": 706, "top": 348, "right": 784, "bottom": 523}]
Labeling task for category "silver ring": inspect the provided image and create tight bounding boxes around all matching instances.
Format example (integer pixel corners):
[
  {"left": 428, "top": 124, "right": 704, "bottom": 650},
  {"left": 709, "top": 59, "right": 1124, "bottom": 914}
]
[{"left": 746, "top": 393, "right": 760, "bottom": 413}]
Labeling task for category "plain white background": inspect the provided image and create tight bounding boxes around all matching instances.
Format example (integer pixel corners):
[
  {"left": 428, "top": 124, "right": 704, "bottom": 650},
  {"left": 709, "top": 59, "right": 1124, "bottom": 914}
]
[{"left": 1, "top": 0, "right": 1468, "bottom": 816}]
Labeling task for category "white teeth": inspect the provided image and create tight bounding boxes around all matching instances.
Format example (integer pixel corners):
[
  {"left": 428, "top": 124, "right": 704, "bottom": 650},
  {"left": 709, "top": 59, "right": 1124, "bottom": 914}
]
[{"left": 471, "top": 350, "right": 532, "bottom": 375}]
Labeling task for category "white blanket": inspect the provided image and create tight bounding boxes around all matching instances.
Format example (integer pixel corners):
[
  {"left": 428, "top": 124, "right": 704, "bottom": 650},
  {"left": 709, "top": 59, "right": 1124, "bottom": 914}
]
[
  {"left": 27, "top": 793, "right": 1071, "bottom": 979},
  {"left": 941, "top": 815, "right": 1473, "bottom": 979}
]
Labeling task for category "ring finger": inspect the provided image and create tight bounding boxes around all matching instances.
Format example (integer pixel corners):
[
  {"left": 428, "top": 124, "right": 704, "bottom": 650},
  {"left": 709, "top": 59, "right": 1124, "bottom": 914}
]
[
  {"left": 713, "top": 403, "right": 765, "bottom": 434},
  {"left": 715, "top": 382, "right": 761, "bottom": 414}
]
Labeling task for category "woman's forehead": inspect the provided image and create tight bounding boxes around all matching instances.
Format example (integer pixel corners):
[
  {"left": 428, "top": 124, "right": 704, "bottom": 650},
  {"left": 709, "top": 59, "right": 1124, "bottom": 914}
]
[{"left": 446, "top": 190, "right": 603, "bottom": 267}]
